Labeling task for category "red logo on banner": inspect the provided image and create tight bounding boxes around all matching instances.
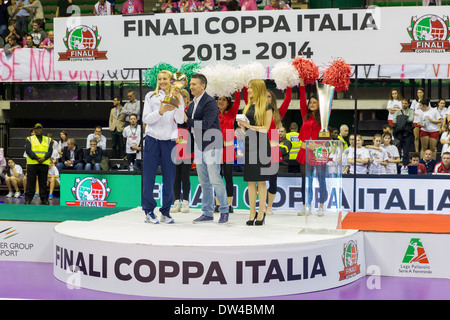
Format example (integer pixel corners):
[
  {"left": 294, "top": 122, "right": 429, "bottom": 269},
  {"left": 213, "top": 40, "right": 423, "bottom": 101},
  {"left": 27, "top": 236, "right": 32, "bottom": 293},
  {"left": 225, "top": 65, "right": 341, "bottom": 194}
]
[{"left": 58, "top": 25, "right": 108, "bottom": 61}]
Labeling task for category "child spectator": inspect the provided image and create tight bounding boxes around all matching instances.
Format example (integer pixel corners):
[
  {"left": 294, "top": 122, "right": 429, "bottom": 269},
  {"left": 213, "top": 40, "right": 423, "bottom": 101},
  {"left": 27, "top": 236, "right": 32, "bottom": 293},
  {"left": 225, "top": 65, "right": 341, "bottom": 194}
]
[
  {"left": 382, "top": 132, "right": 401, "bottom": 174},
  {"left": 408, "top": 152, "right": 427, "bottom": 175},
  {"left": 418, "top": 98, "right": 440, "bottom": 160},
  {"left": 367, "top": 133, "right": 388, "bottom": 174},
  {"left": 441, "top": 120, "right": 450, "bottom": 159},
  {"left": 386, "top": 88, "right": 402, "bottom": 127},
  {"left": 29, "top": 19, "right": 46, "bottom": 46},
  {"left": 5, "top": 158, "right": 24, "bottom": 198},
  {"left": 346, "top": 134, "right": 369, "bottom": 174},
  {"left": 47, "top": 160, "right": 59, "bottom": 199},
  {"left": 410, "top": 87, "right": 427, "bottom": 153}
]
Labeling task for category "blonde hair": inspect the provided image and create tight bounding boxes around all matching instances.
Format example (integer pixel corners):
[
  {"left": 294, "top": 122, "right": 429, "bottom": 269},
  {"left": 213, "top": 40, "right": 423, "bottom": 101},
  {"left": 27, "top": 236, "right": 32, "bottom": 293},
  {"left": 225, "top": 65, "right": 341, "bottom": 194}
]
[
  {"left": 243, "top": 79, "right": 269, "bottom": 127},
  {"left": 153, "top": 70, "right": 174, "bottom": 95}
]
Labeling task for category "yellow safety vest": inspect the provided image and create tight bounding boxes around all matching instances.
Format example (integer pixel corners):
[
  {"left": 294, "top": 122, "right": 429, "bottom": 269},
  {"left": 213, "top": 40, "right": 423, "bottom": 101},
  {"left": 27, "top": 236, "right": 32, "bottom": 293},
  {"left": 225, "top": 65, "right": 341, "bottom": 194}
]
[
  {"left": 338, "top": 135, "right": 348, "bottom": 150},
  {"left": 286, "top": 131, "right": 301, "bottom": 160},
  {"left": 26, "top": 135, "right": 50, "bottom": 165}
]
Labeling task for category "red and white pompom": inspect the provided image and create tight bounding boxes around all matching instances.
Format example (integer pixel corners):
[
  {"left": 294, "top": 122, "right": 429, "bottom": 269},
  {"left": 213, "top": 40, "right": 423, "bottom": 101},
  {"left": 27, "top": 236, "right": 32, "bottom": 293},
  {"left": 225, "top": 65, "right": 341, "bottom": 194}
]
[
  {"left": 291, "top": 56, "right": 319, "bottom": 85},
  {"left": 322, "top": 57, "right": 352, "bottom": 92}
]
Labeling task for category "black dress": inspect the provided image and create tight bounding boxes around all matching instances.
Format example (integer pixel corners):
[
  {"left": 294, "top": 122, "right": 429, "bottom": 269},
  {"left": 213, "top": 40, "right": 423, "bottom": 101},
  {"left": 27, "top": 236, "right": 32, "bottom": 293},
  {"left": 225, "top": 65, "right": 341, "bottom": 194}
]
[{"left": 243, "top": 104, "right": 273, "bottom": 182}]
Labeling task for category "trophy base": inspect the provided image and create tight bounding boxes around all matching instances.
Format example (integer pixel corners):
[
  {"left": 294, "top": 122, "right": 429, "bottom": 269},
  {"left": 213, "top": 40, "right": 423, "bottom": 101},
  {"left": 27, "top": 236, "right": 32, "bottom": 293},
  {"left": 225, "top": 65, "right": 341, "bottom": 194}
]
[{"left": 318, "top": 132, "right": 331, "bottom": 140}]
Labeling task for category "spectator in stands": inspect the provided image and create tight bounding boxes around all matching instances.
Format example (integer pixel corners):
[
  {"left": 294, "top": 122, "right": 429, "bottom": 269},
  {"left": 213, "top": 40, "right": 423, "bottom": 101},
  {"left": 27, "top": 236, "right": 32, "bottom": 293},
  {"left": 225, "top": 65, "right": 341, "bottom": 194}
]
[
  {"left": 177, "top": 0, "right": 188, "bottom": 12},
  {"left": 5, "top": 158, "right": 24, "bottom": 198},
  {"left": 0, "top": 1, "right": 8, "bottom": 46},
  {"left": 3, "top": 33, "right": 20, "bottom": 55},
  {"left": 109, "top": 96, "right": 125, "bottom": 159},
  {"left": 25, "top": 123, "right": 52, "bottom": 205},
  {"left": 30, "top": 19, "right": 46, "bottom": 46},
  {"left": 56, "top": 0, "right": 73, "bottom": 17},
  {"left": 122, "top": 113, "right": 141, "bottom": 169},
  {"left": 57, "top": 129, "right": 69, "bottom": 160},
  {"left": 342, "top": 133, "right": 355, "bottom": 174},
  {"left": 286, "top": 121, "right": 300, "bottom": 173},
  {"left": 408, "top": 152, "right": 426, "bottom": 175},
  {"left": 420, "top": 149, "right": 437, "bottom": 174},
  {"left": 346, "top": 134, "right": 369, "bottom": 174},
  {"left": 162, "top": 0, "right": 178, "bottom": 12},
  {"left": 20, "top": 0, "right": 44, "bottom": 22},
  {"left": 201, "top": 0, "right": 215, "bottom": 11},
  {"left": 0, "top": 148, "right": 5, "bottom": 184},
  {"left": 86, "top": 126, "right": 107, "bottom": 151},
  {"left": 47, "top": 160, "right": 59, "bottom": 199},
  {"left": 15, "top": 0, "right": 30, "bottom": 34},
  {"left": 84, "top": 139, "right": 103, "bottom": 171},
  {"left": 3, "top": 19, "right": 20, "bottom": 46},
  {"left": 386, "top": 88, "right": 402, "bottom": 127},
  {"left": 240, "top": 0, "right": 257, "bottom": 10},
  {"left": 39, "top": 30, "right": 53, "bottom": 50},
  {"left": 122, "top": 0, "right": 143, "bottom": 14},
  {"left": 418, "top": 98, "right": 440, "bottom": 160},
  {"left": 47, "top": 132, "right": 59, "bottom": 162},
  {"left": 434, "top": 152, "right": 450, "bottom": 174},
  {"left": 440, "top": 119, "right": 450, "bottom": 159},
  {"left": 217, "top": 0, "right": 238, "bottom": 11},
  {"left": 393, "top": 98, "right": 414, "bottom": 166},
  {"left": 263, "top": 0, "right": 284, "bottom": 9},
  {"left": 366, "top": 133, "right": 388, "bottom": 174},
  {"left": 56, "top": 138, "right": 84, "bottom": 172},
  {"left": 436, "top": 99, "right": 448, "bottom": 121},
  {"left": 410, "top": 87, "right": 427, "bottom": 153},
  {"left": 94, "top": 0, "right": 113, "bottom": 15},
  {"left": 122, "top": 90, "right": 140, "bottom": 125},
  {"left": 382, "top": 132, "right": 400, "bottom": 174},
  {"left": 24, "top": 34, "right": 36, "bottom": 47}
]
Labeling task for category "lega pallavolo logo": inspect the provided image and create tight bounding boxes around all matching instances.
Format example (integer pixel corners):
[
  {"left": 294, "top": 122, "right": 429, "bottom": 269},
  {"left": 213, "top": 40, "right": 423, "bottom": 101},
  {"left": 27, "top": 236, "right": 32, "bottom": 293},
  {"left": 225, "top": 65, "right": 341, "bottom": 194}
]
[
  {"left": 399, "top": 238, "right": 432, "bottom": 275},
  {"left": 401, "top": 14, "right": 450, "bottom": 53},
  {"left": 66, "top": 177, "right": 116, "bottom": 207},
  {"left": 58, "top": 25, "right": 108, "bottom": 61},
  {"left": 339, "top": 240, "right": 361, "bottom": 281}
]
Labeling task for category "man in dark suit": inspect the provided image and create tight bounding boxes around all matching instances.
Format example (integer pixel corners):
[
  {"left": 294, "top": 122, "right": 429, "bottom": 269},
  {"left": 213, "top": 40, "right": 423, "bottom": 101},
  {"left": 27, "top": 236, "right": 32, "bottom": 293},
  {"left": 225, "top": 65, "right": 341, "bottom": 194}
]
[
  {"left": 184, "top": 73, "right": 229, "bottom": 224},
  {"left": 56, "top": 138, "right": 85, "bottom": 172}
]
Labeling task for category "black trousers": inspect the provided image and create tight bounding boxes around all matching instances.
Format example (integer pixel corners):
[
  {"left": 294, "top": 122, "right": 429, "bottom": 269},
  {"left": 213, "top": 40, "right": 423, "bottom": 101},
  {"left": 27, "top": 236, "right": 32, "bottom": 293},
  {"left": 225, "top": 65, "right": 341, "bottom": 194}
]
[
  {"left": 25, "top": 164, "right": 49, "bottom": 202},
  {"left": 174, "top": 162, "right": 191, "bottom": 201},
  {"left": 395, "top": 131, "right": 413, "bottom": 166}
]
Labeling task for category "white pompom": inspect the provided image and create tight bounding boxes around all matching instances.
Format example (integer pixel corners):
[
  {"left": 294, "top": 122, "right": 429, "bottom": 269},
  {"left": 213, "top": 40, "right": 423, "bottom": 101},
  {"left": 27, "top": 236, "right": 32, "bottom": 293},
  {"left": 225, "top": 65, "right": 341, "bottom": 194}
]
[
  {"left": 197, "top": 63, "right": 237, "bottom": 97},
  {"left": 235, "top": 61, "right": 266, "bottom": 90},
  {"left": 271, "top": 61, "right": 300, "bottom": 90}
]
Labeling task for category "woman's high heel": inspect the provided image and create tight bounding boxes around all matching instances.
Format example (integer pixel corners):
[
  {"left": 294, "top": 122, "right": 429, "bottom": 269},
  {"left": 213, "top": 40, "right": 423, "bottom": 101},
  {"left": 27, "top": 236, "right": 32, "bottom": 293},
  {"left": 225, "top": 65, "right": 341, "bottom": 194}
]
[
  {"left": 246, "top": 213, "right": 257, "bottom": 226},
  {"left": 255, "top": 212, "right": 266, "bottom": 226}
]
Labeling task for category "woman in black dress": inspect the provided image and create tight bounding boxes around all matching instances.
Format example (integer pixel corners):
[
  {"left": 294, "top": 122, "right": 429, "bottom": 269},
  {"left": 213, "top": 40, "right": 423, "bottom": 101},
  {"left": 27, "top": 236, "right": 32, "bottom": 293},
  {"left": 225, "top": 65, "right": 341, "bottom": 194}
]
[{"left": 237, "top": 79, "right": 273, "bottom": 226}]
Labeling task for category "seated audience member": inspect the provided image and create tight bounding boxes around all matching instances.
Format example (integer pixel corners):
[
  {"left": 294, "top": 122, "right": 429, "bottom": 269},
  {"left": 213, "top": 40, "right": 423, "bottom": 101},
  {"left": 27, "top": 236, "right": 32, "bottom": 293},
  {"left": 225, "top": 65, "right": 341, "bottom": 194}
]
[
  {"left": 57, "top": 130, "right": 69, "bottom": 160},
  {"left": 47, "top": 132, "right": 60, "bottom": 162},
  {"left": 433, "top": 152, "right": 450, "bottom": 174},
  {"left": 47, "top": 160, "right": 59, "bottom": 199},
  {"left": 39, "top": 30, "right": 53, "bottom": 50},
  {"left": 122, "top": 0, "right": 143, "bottom": 14},
  {"left": 24, "top": 34, "right": 37, "bottom": 48},
  {"left": 419, "top": 149, "right": 437, "bottom": 174},
  {"left": 57, "top": 138, "right": 84, "bottom": 172},
  {"left": 94, "top": 0, "right": 113, "bottom": 15},
  {"left": 30, "top": 19, "right": 46, "bottom": 46},
  {"left": 3, "top": 34, "right": 21, "bottom": 55},
  {"left": 84, "top": 139, "right": 103, "bottom": 170},
  {"left": 86, "top": 126, "right": 107, "bottom": 151},
  {"left": 408, "top": 152, "right": 427, "bottom": 175},
  {"left": 5, "top": 159, "right": 24, "bottom": 198}
]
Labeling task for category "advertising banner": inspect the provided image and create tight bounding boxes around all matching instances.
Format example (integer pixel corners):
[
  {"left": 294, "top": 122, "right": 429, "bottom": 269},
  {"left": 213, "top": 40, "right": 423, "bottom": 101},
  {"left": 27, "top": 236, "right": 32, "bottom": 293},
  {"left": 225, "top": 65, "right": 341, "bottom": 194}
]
[
  {"left": 54, "top": 7, "right": 450, "bottom": 71},
  {"left": 53, "top": 230, "right": 365, "bottom": 298}
]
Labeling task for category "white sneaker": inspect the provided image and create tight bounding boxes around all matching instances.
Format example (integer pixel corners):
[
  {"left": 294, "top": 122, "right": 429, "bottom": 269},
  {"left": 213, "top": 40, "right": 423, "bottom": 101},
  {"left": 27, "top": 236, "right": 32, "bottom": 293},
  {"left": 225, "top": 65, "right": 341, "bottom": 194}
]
[
  {"left": 297, "top": 206, "right": 311, "bottom": 216},
  {"left": 317, "top": 207, "right": 324, "bottom": 217},
  {"left": 170, "top": 200, "right": 181, "bottom": 213},
  {"left": 6, "top": 191, "right": 13, "bottom": 198},
  {"left": 180, "top": 200, "right": 189, "bottom": 213},
  {"left": 144, "top": 211, "right": 159, "bottom": 224},
  {"left": 14, "top": 191, "right": 21, "bottom": 198},
  {"left": 160, "top": 214, "right": 175, "bottom": 224}
]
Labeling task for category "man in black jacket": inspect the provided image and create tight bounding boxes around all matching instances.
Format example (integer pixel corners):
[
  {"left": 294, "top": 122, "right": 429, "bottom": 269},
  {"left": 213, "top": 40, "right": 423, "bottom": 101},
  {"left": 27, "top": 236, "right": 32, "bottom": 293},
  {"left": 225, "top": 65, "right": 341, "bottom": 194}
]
[
  {"left": 56, "top": 138, "right": 84, "bottom": 172},
  {"left": 184, "top": 73, "right": 229, "bottom": 224}
]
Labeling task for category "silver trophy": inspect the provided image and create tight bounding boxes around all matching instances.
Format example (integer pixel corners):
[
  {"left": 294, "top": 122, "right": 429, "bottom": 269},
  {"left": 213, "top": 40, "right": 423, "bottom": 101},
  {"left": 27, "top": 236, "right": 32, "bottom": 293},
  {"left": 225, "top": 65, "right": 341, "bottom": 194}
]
[{"left": 315, "top": 81, "right": 335, "bottom": 139}]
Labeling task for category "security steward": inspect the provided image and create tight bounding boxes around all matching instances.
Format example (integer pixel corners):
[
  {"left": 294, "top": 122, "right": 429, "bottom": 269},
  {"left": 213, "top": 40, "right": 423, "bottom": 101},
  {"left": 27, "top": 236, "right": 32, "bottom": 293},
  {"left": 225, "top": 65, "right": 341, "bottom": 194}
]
[{"left": 25, "top": 123, "right": 53, "bottom": 205}]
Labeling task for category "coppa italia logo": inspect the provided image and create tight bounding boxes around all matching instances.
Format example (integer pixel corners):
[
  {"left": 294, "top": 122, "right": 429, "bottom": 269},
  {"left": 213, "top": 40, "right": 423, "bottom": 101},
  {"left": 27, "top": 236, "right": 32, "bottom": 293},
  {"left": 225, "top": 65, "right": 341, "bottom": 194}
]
[
  {"left": 312, "top": 146, "right": 329, "bottom": 164},
  {"left": 339, "top": 240, "right": 361, "bottom": 281},
  {"left": 401, "top": 14, "right": 450, "bottom": 53},
  {"left": 66, "top": 177, "right": 116, "bottom": 207},
  {"left": 399, "top": 238, "right": 432, "bottom": 275},
  {"left": 58, "top": 25, "right": 108, "bottom": 61}
]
